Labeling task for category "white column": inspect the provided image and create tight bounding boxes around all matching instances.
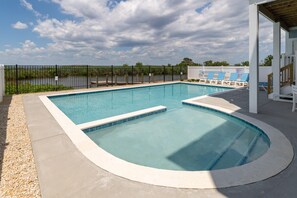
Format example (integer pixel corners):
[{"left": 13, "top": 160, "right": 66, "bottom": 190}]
[
  {"left": 295, "top": 51, "right": 297, "bottom": 84},
  {"left": 272, "top": 22, "right": 281, "bottom": 99},
  {"left": 285, "top": 32, "right": 293, "bottom": 55},
  {"left": 249, "top": 4, "right": 259, "bottom": 114}
]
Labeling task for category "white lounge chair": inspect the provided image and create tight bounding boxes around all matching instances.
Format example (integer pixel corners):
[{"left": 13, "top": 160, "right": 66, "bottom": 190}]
[
  {"left": 223, "top": 73, "right": 238, "bottom": 86},
  {"left": 292, "top": 85, "right": 297, "bottom": 112},
  {"left": 200, "top": 72, "right": 215, "bottom": 83},
  {"left": 236, "top": 73, "right": 249, "bottom": 87},
  {"left": 210, "top": 72, "right": 226, "bottom": 84}
]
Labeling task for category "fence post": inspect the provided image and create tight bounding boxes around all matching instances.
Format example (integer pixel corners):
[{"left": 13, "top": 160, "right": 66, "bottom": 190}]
[
  {"left": 111, "top": 65, "right": 114, "bottom": 86},
  {"left": 55, "top": 64, "right": 58, "bottom": 91},
  {"left": 149, "top": 66, "right": 151, "bottom": 83},
  {"left": 163, "top": 66, "right": 165, "bottom": 82},
  {"left": 2, "top": 65, "right": 4, "bottom": 98},
  {"left": 0, "top": 65, "right": 4, "bottom": 102},
  {"left": 180, "top": 65, "right": 182, "bottom": 81},
  {"left": 132, "top": 66, "right": 134, "bottom": 85},
  {"left": 171, "top": 66, "right": 174, "bottom": 81},
  {"left": 86, "top": 65, "right": 89, "bottom": 89},
  {"left": 15, "top": 64, "right": 19, "bottom": 94}
]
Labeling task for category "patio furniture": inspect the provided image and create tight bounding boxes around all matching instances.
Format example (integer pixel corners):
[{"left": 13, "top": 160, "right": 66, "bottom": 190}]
[
  {"left": 236, "top": 73, "right": 249, "bottom": 87},
  {"left": 211, "top": 72, "right": 226, "bottom": 84},
  {"left": 223, "top": 73, "right": 238, "bottom": 86},
  {"left": 292, "top": 85, "right": 297, "bottom": 112},
  {"left": 259, "top": 82, "right": 268, "bottom": 92},
  {"left": 200, "top": 71, "right": 215, "bottom": 83}
]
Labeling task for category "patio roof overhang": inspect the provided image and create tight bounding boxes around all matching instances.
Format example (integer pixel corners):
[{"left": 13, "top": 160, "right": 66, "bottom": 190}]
[
  {"left": 248, "top": 0, "right": 297, "bottom": 114},
  {"left": 250, "top": 0, "right": 297, "bottom": 31}
]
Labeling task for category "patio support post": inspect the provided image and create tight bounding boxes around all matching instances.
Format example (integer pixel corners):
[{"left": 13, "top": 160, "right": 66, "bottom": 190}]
[
  {"left": 249, "top": 3, "right": 259, "bottom": 114},
  {"left": 272, "top": 22, "right": 281, "bottom": 99},
  {"left": 295, "top": 50, "right": 297, "bottom": 84}
]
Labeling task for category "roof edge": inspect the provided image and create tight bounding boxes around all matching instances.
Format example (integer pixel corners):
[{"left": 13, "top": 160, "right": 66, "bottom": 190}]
[{"left": 249, "top": 0, "right": 276, "bottom": 5}]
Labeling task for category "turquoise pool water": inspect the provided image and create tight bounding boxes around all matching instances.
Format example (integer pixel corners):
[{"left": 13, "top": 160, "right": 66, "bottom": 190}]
[
  {"left": 49, "top": 83, "right": 230, "bottom": 124},
  {"left": 49, "top": 83, "right": 270, "bottom": 171}
]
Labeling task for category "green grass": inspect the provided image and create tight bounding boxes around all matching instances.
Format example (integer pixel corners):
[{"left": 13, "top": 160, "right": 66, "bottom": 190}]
[{"left": 5, "top": 83, "right": 72, "bottom": 95}]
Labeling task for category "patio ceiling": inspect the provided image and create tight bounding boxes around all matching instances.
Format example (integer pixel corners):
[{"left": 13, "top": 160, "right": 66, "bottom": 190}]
[{"left": 258, "top": 0, "right": 297, "bottom": 30}]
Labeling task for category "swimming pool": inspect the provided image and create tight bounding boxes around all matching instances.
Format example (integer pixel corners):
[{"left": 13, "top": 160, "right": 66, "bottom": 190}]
[
  {"left": 49, "top": 83, "right": 270, "bottom": 171},
  {"left": 41, "top": 82, "right": 293, "bottom": 188},
  {"left": 49, "top": 83, "right": 230, "bottom": 124}
]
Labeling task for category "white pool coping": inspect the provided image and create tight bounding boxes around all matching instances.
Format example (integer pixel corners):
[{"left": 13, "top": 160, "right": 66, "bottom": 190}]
[
  {"left": 39, "top": 82, "right": 294, "bottom": 189},
  {"left": 78, "top": 106, "right": 167, "bottom": 130}
]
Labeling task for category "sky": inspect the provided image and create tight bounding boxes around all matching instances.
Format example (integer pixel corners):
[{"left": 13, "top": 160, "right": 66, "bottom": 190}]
[{"left": 0, "top": 0, "right": 286, "bottom": 65}]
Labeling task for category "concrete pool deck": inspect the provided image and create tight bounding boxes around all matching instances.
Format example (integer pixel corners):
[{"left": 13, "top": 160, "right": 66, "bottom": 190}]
[{"left": 24, "top": 86, "right": 296, "bottom": 197}]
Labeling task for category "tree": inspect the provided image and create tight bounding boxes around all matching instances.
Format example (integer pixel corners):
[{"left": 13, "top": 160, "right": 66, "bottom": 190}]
[
  {"left": 214, "top": 61, "right": 229, "bottom": 66},
  {"left": 262, "top": 55, "right": 273, "bottom": 66},
  {"left": 204, "top": 60, "right": 213, "bottom": 66},
  {"left": 179, "top": 58, "right": 194, "bottom": 66},
  {"left": 241, "top": 61, "right": 249, "bottom": 66},
  {"left": 135, "top": 62, "right": 143, "bottom": 73},
  {"left": 204, "top": 60, "right": 230, "bottom": 66},
  {"left": 178, "top": 58, "right": 202, "bottom": 66},
  {"left": 135, "top": 62, "right": 143, "bottom": 67}
]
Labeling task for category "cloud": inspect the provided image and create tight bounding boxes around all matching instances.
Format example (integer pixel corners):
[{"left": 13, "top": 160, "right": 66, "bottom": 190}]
[
  {"left": 20, "top": 0, "right": 42, "bottom": 17},
  {"left": 1, "top": 0, "right": 281, "bottom": 65},
  {"left": 12, "top": 21, "right": 28, "bottom": 29}
]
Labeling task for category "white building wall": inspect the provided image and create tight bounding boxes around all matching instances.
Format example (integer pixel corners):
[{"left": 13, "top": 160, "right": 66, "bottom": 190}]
[
  {"left": 187, "top": 66, "right": 271, "bottom": 83},
  {"left": 0, "top": 64, "right": 4, "bottom": 103}
]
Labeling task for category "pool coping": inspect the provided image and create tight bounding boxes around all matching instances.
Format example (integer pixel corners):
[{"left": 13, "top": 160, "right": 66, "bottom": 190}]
[
  {"left": 39, "top": 82, "right": 294, "bottom": 189},
  {"left": 79, "top": 105, "right": 167, "bottom": 131}
]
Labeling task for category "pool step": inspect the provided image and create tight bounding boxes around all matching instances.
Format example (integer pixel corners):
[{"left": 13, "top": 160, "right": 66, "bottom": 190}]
[
  {"left": 209, "top": 129, "right": 261, "bottom": 170},
  {"left": 205, "top": 127, "right": 247, "bottom": 170},
  {"left": 235, "top": 133, "right": 261, "bottom": 166}
]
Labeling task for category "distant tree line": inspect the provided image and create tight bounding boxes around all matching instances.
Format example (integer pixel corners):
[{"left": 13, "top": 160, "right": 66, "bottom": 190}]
[{"left": 120, "top": 54, "right": 272, "bottom": 68}]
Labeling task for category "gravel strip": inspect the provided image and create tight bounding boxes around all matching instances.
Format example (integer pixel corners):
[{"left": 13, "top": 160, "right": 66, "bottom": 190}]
[{"left": 0, "top": 95, "right": 41, "bottom": 197}]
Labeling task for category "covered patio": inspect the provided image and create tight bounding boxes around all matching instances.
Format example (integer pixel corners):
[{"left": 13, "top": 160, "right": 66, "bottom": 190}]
[{"left": 249, "top": 0, "right": 297, "bottom": 113}]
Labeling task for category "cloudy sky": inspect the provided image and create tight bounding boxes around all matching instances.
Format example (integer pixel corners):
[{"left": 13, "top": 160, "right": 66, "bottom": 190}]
[{"left": 0, "top": 0, "right": 286, "bottom": 65}]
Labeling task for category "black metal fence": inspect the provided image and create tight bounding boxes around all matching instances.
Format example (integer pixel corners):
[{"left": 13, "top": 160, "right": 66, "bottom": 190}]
[{"left": 4, "top": 65, "right": 188, "bottom": 95}]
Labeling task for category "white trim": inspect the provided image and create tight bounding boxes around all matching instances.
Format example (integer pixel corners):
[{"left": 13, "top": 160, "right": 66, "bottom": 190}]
[
  {"left": 39, "top": 83, "right": 293, "bottom": 189},
  {"left": 249, "top": 0, "right": 276, "bottom": 5}
]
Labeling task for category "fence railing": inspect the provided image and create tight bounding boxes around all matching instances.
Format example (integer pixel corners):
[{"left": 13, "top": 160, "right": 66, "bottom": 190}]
[
  {"left": 267, "top": 63, "right": 294, "bottom": 95},
  {"left": 4, "top": 65, "right": 187, "bottom": 95}
]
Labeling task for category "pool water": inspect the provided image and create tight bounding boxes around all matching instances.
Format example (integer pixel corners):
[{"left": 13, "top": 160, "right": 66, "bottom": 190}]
[
  {"left": 49, "top": 83, "right": 229, "bottom": 124},
  {"left": 49, "top": 83, "right": 270, "bottom": 171}
]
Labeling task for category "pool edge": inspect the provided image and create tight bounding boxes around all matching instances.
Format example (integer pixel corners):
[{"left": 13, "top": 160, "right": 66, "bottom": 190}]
[{"left": 38, "top": 83, "right": 294, "bottom": 189}]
